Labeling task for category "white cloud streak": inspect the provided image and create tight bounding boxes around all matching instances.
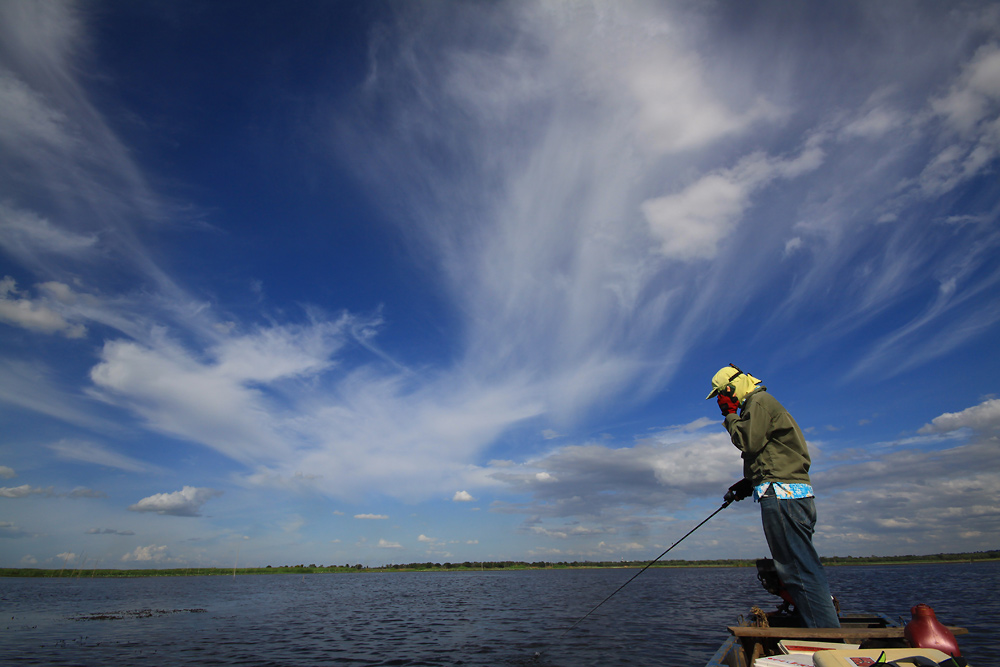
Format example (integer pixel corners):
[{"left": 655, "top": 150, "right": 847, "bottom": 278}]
[{"left": 48, "top": 439, "right": 156, "bottom": 473}]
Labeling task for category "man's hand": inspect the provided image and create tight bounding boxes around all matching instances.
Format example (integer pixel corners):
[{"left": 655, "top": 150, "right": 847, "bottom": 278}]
[
  {"left": 718, "top": 393, "right": 739, "bottom": 416},
  {"left": 724, "top": 478, "right": 753, "bottom": 505}
]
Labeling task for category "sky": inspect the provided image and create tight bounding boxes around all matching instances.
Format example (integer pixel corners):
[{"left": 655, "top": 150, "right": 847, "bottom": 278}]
[{"left": 1, "top": 1, "right": 999, "bottom": 570}]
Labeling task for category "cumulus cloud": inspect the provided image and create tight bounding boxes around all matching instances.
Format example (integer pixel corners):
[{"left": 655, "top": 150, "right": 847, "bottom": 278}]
[
  {"left": 122, "top": 544, "right": 170, "bottom": 562},
  {"left": 354, "top": 514, "right": 388, "bottom": 520},
  {"left": 452, "top": 490, "right": 474, "bottom": 502},
  {"left": 0, "top": 466, "right": 14, "bottom": 479},
  {"left": 918, "top": 397, "right": 1000, "bottom": 435},
  {"left": 808, "top": 396, "right": 1000, "bottom": 554},
  {"left": 128, "top": 486, "right": 222, "bottom": 517},
  {"left": 0, "top": 484, "right": 53, "bottom": 498},
  {"left": 489, "top": 427, "right": 739, "bottom": 530},
  {"left": 377, "top": 538, "right": 402, "bottom": 549}
]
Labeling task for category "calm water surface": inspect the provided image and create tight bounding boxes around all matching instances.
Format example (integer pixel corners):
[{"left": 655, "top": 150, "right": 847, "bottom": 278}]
[{"left": 1, "top": 563, "right": 996, "bottom": 666}]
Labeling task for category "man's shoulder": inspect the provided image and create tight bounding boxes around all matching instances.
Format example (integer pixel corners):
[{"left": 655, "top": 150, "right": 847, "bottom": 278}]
[{"left": 746, "top": 387, "right": 786, "bottom": 413}]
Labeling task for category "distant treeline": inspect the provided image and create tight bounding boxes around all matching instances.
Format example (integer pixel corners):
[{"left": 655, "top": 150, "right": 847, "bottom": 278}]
[{"left": 2, "top": 550, "right": 997, "bottom": 577}]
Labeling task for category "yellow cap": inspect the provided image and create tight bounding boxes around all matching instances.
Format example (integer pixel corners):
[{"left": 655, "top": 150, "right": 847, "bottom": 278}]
[
  {"left": 706, "top": 364, "right": 763, "bottom": 401},
  {"left": 706, "top": 365, "right": 742, "bottom": 399}
]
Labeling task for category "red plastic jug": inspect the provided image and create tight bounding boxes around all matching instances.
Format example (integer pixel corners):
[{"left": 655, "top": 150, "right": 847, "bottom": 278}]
[{"left": 904, "top": 604, "right": 961, "bottom": 657}]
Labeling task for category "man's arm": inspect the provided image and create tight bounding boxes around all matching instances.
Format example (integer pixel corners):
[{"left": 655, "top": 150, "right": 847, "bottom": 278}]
[{"left": 724, "top": 397, "right": 770, "bottom": 458}]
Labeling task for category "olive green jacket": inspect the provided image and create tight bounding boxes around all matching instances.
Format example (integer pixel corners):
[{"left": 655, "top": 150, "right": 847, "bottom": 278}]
[{"left": 723, "top": 386, "right": 811, "bottom": 486}]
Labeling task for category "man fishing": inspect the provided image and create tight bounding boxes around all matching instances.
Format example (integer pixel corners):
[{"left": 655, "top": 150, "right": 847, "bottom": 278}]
[{"left": 707, "top": 364, "right": 840, "bottom": 628}]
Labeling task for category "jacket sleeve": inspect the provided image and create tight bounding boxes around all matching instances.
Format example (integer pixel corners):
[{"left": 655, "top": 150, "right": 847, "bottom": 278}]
[{"left": 723, "top": 396, "right": 771, "bottom": 459}]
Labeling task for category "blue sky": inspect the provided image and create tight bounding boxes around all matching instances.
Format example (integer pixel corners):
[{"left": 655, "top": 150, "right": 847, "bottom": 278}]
[{"left": 1, "top": 1, "right": 999, "bottom": 570}]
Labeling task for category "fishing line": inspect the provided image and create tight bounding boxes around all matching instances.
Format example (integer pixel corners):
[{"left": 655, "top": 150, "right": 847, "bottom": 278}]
[{"left": 551, "top": 499, "right": 733, "bottom": 645}]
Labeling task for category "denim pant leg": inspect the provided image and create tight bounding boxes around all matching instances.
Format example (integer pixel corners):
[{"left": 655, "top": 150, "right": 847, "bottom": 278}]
[{"left": 759, "top": 495, "right": 840, "bottom": 628}]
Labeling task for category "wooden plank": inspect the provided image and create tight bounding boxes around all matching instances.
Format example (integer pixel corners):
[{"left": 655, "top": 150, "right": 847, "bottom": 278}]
[{"left": 727, "top": 626, "right": 968, "bottom": 639}]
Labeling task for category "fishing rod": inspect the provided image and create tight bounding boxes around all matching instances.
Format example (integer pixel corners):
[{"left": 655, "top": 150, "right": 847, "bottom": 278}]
[{"left": 555, "top": 498, "right": 734, "bottom": 642}]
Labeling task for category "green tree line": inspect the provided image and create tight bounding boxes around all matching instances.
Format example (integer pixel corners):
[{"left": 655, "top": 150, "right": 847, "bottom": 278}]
[{"left": 1, "top": 550, "right": 996, "bottom": 578}]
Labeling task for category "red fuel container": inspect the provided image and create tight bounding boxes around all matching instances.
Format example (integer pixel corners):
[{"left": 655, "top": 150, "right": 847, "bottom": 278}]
[{"left": 904, "top": 603, "right": 961, "bottom": 657}]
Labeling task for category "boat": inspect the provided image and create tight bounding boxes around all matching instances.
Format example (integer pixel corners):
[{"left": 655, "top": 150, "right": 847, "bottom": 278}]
[{"left": 706, "top": 561, "right": 969, "bottom": 667}]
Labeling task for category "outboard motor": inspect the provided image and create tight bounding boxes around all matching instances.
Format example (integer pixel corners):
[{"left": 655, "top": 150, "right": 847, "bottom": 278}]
[
  {"left": 755, "top": 558, "right": 840, "bottom": 619},
  {"left": 756, "top": 558, "right": 795, "bottom": 613}
]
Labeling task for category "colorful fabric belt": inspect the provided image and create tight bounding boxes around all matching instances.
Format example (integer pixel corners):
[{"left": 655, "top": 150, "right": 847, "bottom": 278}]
[{"left": 754, "top": 481, "right": 814, "bottom": 501}]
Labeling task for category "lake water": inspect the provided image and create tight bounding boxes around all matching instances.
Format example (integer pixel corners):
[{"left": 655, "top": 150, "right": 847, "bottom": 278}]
[{"left": 1, "top": 562, "right": 996, "bottom": 666}]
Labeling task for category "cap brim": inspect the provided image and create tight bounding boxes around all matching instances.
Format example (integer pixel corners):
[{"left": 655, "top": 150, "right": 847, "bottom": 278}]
[{"left": 706, "top": 388, "right": 719, "bottom": 400}]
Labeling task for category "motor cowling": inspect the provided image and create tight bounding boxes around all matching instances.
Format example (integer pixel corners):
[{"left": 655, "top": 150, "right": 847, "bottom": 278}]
[{"left": 756, "top": 558, "right": 794, "bottom": 606}]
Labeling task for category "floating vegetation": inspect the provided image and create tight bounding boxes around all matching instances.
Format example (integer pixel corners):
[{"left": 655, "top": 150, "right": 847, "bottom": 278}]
[{"left": 71, "top": 608, "right": 207, "bottom": 621}]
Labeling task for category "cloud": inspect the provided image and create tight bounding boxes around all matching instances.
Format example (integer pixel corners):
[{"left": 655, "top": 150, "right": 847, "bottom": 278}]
[
  {"left": 0, "top": 203, "right": 98, "bottom": 261},
  {"left": 49, "top": 439, "right": 157, "bottom": 473},
  {"left": 56, "top": 552, "right": 77, "bottom": 563},
  {"left": 625, "top": 34, "right": 782, "bottom": 154},
  {"left": 807, "top": 396, "right": 1000, "bottom": 554},
  {"left": 918, "top": 397, "right": 1000, "bottom": 435},
  {"left": 930, "top": 43, "right": 1000, "bottom": 135},
  {"left": 452, "top": 490, "right": 474, "bottom": 502},
  {"left": 0, "top": 521, "right": 34, "bottom": 538},
  {"left": 354, "top": 514, "right": 388, "bottom": 520},
  {"left": 377, "top": 538, "right": 402, "bottom": 549},
  {"left": 128, "top": 486, "right": 222, "bottom": 517},
  {"left": 0, "top": 276, "right": 86, "bottom": 337},
  {"left": 0, "top": 358, "right": 119, "bottom": 431},
  {"left": 2, "top": 0, "right": 999, "bottom": 539},
  {"left": 68, "top": 487, "right": 107, "bottom": 499},
  {"left": 87, "top": 320, "right": 356, "bottom": 462},
  {"left": 0, "top": 484, "right": 53, "bottom": 498},
  {"left": 0, "top": 466, "right": 14, "bottom": 479},
  {"left": 489, "top": 429, "right": 739, "bottom": 524},
  {"left": 86, "top": 528, "right": 134, "bottom": 535},
  {"left": 641, "top": 145, "right": 823, "bottom": 261},
  {"left": 122, "top": 544, "right": 170, "bottom": 562},
  {"left": 920, "top": 43, "right": 1000, "bottom": 196}
]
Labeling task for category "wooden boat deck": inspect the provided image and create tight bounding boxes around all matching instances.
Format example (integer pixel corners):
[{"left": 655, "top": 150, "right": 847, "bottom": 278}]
[{"left": 707, "top": 612, "right": 968, "bottom": 667}]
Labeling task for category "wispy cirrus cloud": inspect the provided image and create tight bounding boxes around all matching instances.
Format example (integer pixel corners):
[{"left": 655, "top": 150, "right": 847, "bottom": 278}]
[{"left": 48, "top": 439, "right": 157, "bottom": 474}]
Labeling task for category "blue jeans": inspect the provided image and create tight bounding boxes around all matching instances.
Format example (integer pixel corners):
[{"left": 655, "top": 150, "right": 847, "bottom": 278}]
[{"left": 759, "top": 493, "right": 840, "bottom": 628}]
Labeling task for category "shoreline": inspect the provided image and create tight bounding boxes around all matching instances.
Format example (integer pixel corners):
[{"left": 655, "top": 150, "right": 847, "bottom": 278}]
[{"left": 3, "top": 552, "right": 997, "bottom": 577}]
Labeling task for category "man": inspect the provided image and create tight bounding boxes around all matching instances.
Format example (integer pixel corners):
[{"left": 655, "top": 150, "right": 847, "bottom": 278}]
[{"left": 707, "top": 364, "right": 840, "bottom": 628}]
